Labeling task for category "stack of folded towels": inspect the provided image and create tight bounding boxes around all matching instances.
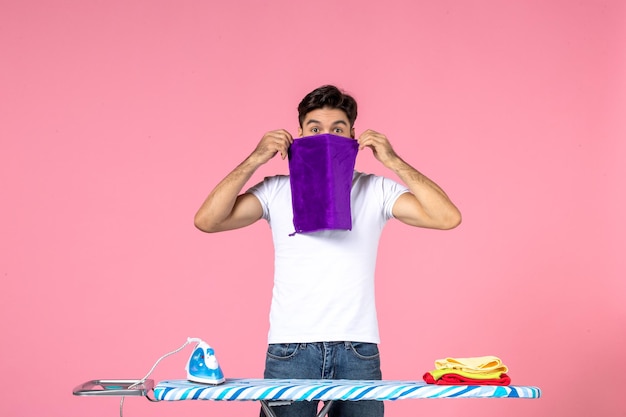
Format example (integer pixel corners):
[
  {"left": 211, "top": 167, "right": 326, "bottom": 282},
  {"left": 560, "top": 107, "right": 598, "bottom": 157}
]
[{"left": 423, "top": 355, "right": 511, "bottom": 385}]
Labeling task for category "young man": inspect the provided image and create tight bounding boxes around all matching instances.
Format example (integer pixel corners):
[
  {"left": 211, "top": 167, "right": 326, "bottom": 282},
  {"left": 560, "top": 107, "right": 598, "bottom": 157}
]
[{"left": 194, "top": 85, "right": 461, "bottom": 417}]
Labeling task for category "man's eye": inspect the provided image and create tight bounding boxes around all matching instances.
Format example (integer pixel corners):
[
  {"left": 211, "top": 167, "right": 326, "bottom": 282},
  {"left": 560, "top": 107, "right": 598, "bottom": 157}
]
[
  {"left": 334, "top": 128, "right": 343, "bottom": 133},
  {"left": 311, "top": 127, "right": 319, "bottom": 133}
]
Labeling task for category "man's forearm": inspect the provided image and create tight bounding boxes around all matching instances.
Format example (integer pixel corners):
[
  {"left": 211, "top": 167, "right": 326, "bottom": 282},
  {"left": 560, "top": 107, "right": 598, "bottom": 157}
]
[
  {"left": 387, "top": 155, "right": 461, "bottom": 229},
  {"left": 193, "top": 156, "right": 261, "bottom": 231},
  {"left": 388, "top": 156, "right": 451, "bottom": 200}
]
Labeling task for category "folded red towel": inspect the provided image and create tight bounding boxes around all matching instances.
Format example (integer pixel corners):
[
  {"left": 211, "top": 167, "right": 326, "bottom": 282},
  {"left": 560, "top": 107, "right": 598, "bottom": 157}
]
[{"left": 423, "top": 372, "right": 511, "bottom": 386}]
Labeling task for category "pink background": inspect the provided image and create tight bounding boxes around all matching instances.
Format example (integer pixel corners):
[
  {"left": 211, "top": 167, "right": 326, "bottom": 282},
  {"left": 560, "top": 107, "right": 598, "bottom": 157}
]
[{"left": 1, "top": 1, "right": 625, "bottom": 416}]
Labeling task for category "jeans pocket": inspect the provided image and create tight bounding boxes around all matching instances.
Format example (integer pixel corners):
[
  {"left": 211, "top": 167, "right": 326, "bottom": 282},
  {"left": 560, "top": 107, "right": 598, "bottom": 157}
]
[
  {"left": 348, "top": 342, "right": 380, "bottom": 360},
  {"left": 266, "top": 343, "right": 302, "bottom": 360}
]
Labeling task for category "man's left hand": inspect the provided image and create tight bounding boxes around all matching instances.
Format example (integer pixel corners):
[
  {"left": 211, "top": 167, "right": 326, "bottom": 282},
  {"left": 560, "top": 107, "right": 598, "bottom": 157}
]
[{"left": 357, "top": 129, "right": 399, "bottom": 168}]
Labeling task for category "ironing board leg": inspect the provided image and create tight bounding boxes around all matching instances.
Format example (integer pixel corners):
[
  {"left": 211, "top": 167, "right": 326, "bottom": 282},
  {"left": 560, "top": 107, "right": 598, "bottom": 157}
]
[
  {"left": 317, "top": 400, "right": 333, "bottom": 417},
  {"left": 261, "top": 400, "right": 335, "bottom": 417},
  {"left": 260, "top": 400, "right": 279, "bottom": 417}
]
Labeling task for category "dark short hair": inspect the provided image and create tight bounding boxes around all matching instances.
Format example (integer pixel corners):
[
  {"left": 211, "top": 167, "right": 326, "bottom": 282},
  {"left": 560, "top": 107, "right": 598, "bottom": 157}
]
[{"left": 297, "top": 85, "right": 358, "bottom": 128}]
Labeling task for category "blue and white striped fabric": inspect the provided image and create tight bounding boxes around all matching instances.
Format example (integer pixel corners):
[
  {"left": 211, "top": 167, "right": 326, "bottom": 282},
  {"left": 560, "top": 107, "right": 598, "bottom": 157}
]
[{"left": 153, "top": 379, "right": 541, "bottom": 401}]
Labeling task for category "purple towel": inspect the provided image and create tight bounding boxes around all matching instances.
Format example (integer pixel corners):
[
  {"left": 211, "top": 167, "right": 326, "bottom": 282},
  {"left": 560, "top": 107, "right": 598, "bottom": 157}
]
[{"left": 288, "top": 134, "right": 358, "bottom": 235}]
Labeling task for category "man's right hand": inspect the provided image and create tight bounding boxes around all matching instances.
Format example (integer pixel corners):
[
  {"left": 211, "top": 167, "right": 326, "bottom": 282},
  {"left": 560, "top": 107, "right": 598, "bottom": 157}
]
[{"left": 249, "top": 129, "right": 294, "bottom": 165}]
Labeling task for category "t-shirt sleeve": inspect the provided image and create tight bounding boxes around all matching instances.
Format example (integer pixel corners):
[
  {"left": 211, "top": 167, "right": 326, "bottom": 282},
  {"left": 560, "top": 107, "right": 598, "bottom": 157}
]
[
  {"left": 246, "top": 179, "right": 271, "bottom": 221},
  {"left": 380, "top": 176, "right": 410, "bottom": 220}
]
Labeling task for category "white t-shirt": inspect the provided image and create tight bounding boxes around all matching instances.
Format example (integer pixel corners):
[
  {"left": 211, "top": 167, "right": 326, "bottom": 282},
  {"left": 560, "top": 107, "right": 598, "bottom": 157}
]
[{"left": 248, "top": 171, "right": 408, "bottom": 344}]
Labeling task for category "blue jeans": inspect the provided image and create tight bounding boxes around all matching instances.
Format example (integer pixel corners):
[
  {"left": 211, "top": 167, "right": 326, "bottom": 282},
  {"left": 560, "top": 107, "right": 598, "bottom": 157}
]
[{"left": 261, "top": 342, "right": 384, "bottom": 417}]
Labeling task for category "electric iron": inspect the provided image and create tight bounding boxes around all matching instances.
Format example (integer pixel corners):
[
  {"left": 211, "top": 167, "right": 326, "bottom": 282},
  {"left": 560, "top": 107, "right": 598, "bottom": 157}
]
[{"left": 185, "top": 337, "right": 225, "bottom": 384}]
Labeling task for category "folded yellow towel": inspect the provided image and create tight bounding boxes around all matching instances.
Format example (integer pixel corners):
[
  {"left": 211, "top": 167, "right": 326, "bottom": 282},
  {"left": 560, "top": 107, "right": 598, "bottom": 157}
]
[
  {"left": 434, "top": 356, "right": 508, "bottom": 374},
  {"left": 429, "top": 368, "right": 503, "bottom": 380}
]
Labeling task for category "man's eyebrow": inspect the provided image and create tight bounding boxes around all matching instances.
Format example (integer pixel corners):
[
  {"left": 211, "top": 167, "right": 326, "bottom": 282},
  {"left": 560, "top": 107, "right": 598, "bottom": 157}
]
[{"left": 305, "top": 119, "right": 348, "bottom": 126}]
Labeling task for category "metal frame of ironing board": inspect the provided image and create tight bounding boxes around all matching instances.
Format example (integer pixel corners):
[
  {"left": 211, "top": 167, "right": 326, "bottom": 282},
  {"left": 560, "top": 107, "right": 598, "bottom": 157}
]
[{"left": 74, "top": 378, "right": 541, "bottom": 417}]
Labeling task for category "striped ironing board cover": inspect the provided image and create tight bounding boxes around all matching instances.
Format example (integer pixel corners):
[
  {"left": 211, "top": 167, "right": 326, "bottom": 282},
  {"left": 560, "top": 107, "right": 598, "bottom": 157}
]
[{"left": 153, "top": 378, "right": 541, "bottom": 401}]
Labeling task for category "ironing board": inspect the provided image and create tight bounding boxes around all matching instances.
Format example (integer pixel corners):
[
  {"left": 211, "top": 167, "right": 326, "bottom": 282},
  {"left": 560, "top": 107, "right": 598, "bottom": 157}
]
[{"left": 74, "top": 378, "right": 541, "bottom": 417}]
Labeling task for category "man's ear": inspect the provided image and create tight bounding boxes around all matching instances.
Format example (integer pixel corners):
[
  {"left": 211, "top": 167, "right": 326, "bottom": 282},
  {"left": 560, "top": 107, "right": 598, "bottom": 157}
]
[
  {"left": 351, "top": 128, "right": 355, "bottom": 139},
  {"left": 298, "top": 126, "right": 303, "bottom": 137}
]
